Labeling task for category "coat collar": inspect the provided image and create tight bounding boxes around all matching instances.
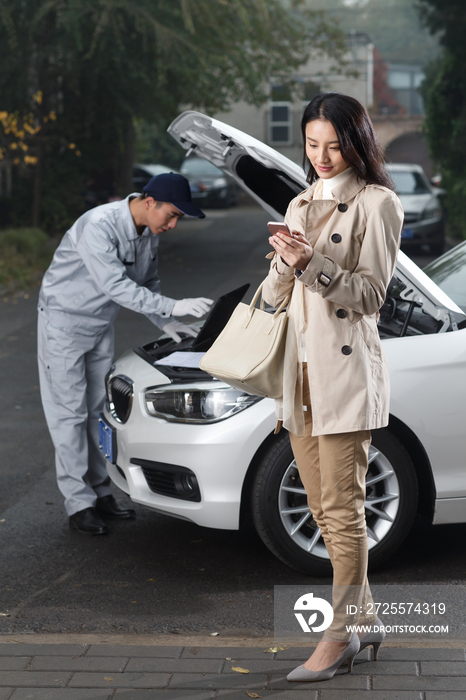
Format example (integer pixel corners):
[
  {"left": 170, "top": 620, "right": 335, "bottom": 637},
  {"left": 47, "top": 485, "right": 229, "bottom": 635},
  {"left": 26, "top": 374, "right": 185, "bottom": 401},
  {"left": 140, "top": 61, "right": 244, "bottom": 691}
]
[{"left": 296, "top": 169, "right": 367, "bottom": 207}]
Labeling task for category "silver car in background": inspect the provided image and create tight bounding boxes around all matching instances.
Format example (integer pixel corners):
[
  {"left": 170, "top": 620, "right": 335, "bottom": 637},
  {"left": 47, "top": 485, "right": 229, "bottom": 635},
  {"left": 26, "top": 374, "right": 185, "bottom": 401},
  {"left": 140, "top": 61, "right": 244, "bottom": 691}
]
[
  {"left": 386, "top": 163, "right": 445, "bottom": 255},
  {"left": 180, "top": 156, "right": 238, "bottom": 208}
]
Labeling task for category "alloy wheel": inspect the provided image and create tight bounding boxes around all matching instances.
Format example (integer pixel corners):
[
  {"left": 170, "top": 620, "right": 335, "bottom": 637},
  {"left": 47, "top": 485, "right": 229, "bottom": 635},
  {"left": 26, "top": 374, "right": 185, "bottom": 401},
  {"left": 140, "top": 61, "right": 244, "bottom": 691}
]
[{"left": 278, "top": 445, "right": 400, "bottom": 560}]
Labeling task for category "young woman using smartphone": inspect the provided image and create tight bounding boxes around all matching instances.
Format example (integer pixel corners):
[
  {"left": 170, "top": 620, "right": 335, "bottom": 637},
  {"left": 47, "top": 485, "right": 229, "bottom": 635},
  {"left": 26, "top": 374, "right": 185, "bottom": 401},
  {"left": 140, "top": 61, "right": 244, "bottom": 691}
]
[{"left": 263, "top": 92, "right": 403, "bottom": 682}]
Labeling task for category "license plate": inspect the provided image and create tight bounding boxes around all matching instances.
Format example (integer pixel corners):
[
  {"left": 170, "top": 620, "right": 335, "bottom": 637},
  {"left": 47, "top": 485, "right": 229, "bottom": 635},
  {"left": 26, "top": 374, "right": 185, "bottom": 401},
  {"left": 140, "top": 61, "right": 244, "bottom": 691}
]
[
  {"left": 98, "top": 414, "right": 117, "bottom": 464},
  {"left": 401, "top": 228, "right": 414, "bottom": 239}
]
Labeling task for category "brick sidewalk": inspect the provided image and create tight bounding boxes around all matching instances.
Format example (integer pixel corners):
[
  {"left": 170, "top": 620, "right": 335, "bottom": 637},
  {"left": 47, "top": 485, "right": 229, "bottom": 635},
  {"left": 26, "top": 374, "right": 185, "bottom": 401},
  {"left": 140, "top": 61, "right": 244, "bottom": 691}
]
[{"left": 0, "top": 642, "right": 465, "bottom": 699}]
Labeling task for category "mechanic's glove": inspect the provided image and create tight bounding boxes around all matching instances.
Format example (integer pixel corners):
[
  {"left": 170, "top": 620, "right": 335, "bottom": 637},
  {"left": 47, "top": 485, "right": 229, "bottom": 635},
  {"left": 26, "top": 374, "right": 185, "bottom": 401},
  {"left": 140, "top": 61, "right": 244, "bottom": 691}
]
[
  {"left": 172, "top": 297, "right": 214, "bottom": 318},
  {"left": 162, "top": 320, "right": 200, "bottom": 343}
]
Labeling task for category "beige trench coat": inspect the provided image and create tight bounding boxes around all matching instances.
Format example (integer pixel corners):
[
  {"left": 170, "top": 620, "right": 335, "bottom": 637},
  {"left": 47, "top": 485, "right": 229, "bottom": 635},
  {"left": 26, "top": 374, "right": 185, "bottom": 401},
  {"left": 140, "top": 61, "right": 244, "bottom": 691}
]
[{"left": 262, "top": 170, "right": 404, "bottom": 437}]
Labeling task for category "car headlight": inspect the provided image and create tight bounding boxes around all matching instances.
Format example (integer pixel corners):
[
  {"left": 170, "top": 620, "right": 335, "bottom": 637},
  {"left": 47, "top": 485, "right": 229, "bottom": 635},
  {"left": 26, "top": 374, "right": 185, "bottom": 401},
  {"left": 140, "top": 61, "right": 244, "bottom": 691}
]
[
  {"left": 421, "top": 203, "right": 442, "bottom": 220},
  {"left": 213, "top": 177, "right": 228, "bottom": 188},
  {"left": 144, "top": 386, "right": 262, "bottom": 423}
]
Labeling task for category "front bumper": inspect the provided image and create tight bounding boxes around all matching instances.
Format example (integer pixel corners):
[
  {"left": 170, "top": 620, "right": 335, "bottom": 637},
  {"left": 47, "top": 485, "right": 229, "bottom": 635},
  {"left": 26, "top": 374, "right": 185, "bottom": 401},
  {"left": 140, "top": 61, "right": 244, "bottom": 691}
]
[
  {"left": 103, "top": 350, "right": 276, "bottom": 530},
  {"left": 400, "top": 216, "right": 444, "bottom": 246},
  {"left": 191, "top": 187, "right": 232, "bottom": 206}
]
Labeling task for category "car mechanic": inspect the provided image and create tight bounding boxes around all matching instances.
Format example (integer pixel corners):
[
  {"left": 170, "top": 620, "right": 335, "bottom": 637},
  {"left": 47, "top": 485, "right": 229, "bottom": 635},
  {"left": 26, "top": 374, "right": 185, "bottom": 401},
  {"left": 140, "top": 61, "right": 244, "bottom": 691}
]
[{"left": 37, "top": 173, "right": 211, "bottom": 535}]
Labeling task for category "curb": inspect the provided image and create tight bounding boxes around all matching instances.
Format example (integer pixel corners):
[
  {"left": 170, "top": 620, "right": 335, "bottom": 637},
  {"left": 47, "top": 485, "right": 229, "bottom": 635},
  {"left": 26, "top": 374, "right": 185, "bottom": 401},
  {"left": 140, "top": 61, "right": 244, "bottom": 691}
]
[{"left": 1, "top": 634, "right": 465, "bottom": 648}]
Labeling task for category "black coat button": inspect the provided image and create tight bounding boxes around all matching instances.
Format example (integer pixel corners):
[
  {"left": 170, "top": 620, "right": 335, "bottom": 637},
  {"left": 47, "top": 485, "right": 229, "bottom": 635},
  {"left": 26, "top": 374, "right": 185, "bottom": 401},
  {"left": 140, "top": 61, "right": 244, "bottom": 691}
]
[
  {"left": 331, "top": 233, "right": 342, "bottom": 243},
  {"left": 336, "top": 309, "right": 346, "bottom": 318},
  {"left": 341, "top": 345, "right": 352, "bottom": 355},
  {"left": 338, "top": 203, "right": 348, "bottom": 212}
]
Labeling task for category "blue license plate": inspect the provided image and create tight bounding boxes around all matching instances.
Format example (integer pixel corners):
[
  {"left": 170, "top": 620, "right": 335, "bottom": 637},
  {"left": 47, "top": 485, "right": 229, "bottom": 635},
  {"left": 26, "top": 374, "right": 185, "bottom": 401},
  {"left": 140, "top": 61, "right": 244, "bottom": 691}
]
[
  {"left": 401, "top": 228, "right": 414, "bottom": 239},
  {"left": 98, "top": 414, "right": 116, "bottom": 464}
]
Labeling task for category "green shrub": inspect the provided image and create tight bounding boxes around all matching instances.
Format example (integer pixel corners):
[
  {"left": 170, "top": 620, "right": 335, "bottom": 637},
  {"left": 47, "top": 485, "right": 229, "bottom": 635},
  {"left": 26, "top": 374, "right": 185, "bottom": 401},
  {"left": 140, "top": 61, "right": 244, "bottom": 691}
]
[
  {"left": 0, "top": 227, "right": 55, "bottom": 287},
  {"left": 422, "top": 56, "right": 466, "bottom": 240}
]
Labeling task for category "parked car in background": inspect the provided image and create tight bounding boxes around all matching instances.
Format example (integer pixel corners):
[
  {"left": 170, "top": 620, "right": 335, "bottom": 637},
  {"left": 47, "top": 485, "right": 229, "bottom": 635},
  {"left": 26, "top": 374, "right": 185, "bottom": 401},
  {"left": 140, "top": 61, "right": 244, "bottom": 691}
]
[
  {"left": 386, "top": 163, "right": 445, "bottom": 255},
  {"left": 99, "top": 112, "right": 466, "bottom": 576},
  {"left": 132, "top": 164, "right": 179, "bottom": 191},
  {"left": 180, "top": 156, "right": 238, "bottom": 208}
]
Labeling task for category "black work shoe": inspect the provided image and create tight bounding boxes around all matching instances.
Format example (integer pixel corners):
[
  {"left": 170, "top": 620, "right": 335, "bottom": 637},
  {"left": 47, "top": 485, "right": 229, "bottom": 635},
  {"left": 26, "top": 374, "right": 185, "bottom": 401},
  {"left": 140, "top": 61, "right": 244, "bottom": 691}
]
[
  {"left": 96, "top": 495, "right": 136, "bottom": 519},
  {"left": 69, "top": 507, "right": 109, "bottom": 535}
]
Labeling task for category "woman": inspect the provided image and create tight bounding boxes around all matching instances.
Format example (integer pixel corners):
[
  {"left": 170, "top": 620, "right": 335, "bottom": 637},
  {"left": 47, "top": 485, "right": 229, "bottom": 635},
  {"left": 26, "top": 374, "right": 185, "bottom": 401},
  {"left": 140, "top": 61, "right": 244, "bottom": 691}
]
[{"left": 262, "top": 93, "right": 403, "bottom": 681}]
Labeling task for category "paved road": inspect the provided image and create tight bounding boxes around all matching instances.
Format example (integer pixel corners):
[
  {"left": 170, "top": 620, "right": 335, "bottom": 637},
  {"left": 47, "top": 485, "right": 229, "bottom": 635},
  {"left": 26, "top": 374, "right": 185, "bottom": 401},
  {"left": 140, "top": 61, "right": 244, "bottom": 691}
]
[{"left": 1, "top": 205, "right": 464, "bottom": 637}]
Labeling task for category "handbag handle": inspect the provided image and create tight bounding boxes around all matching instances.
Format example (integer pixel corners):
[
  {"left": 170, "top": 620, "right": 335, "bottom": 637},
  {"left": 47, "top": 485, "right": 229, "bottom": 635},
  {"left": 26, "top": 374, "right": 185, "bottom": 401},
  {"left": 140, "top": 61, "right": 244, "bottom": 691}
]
[{"left": 244, "top": 281, "right": 292, "bottom": 330}]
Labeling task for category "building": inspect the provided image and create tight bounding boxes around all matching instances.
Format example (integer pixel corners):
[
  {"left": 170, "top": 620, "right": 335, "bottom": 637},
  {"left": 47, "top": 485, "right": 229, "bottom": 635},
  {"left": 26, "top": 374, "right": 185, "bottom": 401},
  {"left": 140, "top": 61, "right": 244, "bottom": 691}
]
[
  {"left": 214, "top": 32, "right": 430, "bottom": 172},
  {"left": 215, "top": 32, "right": 374, "bottom": 165}
]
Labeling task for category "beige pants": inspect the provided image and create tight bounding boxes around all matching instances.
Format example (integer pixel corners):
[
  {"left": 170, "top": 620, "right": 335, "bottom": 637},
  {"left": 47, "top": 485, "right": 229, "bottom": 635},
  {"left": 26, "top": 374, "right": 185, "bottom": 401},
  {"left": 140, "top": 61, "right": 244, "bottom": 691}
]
[{"left": 289, "top": 364, "right": 377, "bottom": 640}]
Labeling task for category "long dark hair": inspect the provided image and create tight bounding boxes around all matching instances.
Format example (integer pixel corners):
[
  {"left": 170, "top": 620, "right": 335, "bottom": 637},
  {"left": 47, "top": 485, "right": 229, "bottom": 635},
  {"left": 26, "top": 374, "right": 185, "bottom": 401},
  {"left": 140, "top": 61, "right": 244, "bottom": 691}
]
[{"left": 301, "top": 93, "right": 393, "bottom": 190}]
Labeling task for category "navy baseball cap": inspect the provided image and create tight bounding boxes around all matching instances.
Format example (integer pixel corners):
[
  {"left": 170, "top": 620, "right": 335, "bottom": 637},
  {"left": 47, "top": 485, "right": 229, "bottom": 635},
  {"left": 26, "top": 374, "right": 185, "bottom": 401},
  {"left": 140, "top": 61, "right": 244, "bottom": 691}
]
[{"left": 142, "top": 172, "right": 206, "bottom": 218}]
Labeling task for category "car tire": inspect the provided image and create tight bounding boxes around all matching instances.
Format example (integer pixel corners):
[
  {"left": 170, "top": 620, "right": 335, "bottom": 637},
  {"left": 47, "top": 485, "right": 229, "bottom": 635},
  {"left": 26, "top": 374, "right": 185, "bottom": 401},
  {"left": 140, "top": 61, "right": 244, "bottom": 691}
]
[{"left": 250, "top": 428, "right": 419, "bottom": 576}]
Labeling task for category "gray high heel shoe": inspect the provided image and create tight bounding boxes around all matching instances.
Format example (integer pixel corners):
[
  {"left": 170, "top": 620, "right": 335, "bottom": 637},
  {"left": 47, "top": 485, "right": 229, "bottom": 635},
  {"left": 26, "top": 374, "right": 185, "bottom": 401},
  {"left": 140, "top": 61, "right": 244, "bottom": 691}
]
[
  {"left": 358, "top": 617, "right": 386, "bottom": 660},
  {"left": 287, "top": 633, "right": 360, "bottom": 682}
]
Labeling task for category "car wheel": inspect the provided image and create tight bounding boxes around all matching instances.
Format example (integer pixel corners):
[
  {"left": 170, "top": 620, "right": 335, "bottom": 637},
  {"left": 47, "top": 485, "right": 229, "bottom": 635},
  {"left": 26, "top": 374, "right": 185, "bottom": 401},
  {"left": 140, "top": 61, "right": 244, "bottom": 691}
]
[{"left": 251, "top": 428, "right": 418, "bottom": 576}]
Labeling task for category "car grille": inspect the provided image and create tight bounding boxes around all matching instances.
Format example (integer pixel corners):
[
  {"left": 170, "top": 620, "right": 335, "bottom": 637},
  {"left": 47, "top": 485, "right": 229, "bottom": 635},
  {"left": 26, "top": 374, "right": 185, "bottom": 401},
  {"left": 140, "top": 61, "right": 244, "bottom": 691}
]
[
  {"left": 130, "top": 458, "right": 201, "bottom": 502},
  {"left": 109, "top": 375, "right": 133, "bottom": 423},
  {"left": 404, "top": 213, "right": 419, "bottom": 224}
]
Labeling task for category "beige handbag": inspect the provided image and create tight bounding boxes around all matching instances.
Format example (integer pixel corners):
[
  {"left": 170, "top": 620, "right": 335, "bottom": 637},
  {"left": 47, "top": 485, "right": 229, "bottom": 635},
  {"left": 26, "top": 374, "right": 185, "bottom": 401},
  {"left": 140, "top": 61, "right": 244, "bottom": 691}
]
[{"left": 199, "top": 281, "right": 291, "bottom": 399}]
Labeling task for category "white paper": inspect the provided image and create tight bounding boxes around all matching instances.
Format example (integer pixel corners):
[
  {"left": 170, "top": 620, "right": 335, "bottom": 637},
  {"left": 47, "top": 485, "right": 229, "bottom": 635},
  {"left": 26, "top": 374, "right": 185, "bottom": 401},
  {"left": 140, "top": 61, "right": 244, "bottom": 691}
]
[{"left": 154, "top": 351, "right": 206, "bottom": 368}]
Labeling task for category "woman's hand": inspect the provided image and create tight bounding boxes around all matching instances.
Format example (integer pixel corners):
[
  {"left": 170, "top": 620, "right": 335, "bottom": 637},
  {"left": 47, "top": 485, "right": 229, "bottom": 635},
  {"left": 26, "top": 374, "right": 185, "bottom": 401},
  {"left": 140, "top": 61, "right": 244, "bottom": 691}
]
[{"left": 269, "top": 230, "right": 314, "bottom": 271}]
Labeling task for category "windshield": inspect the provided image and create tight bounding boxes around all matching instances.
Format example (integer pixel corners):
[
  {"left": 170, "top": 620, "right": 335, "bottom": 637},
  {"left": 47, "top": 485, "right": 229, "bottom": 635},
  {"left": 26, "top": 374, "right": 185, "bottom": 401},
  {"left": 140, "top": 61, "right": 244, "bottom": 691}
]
[
  {"left": 389, "top": 170, "right": 431, "bottom": 196},
  {"left": 180, "top": 158, "right": 222, "bottom": 177},
  {"left": 424, "top": 242, "right": 466, "bottom": 313}
]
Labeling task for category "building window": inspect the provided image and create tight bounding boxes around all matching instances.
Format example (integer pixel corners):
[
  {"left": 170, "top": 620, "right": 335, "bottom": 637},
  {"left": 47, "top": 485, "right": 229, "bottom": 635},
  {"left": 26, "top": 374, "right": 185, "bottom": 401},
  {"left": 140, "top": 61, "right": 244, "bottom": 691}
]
[
  {"left": 303, "top": 81, "right": 321, "bottom": 103},
  {"left": 387, "top": 64, "right": 425, "bottom": 115},
  {"left": 301, "top": 82, "right": 321, "bottom": 121},
  {"left": 269, "top": 84, "right": 292, "bottom": 145},
  {"left": 269, "top": 102, "right": 292, "bottom": 144}
]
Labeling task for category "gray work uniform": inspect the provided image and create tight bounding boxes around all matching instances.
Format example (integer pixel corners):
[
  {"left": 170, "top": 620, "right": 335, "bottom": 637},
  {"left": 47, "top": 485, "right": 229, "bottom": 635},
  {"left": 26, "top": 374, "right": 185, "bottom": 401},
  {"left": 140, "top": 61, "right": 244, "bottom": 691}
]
[{"left": 38, "top": 194, "right": 176, "bottom": 516}]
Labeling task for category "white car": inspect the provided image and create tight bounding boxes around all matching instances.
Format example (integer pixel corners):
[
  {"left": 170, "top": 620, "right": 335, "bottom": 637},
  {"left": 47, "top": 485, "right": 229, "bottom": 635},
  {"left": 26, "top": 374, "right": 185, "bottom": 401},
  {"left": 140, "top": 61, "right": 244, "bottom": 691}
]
[{"left": 100, "top": 112, "right": 466, "bottom": 576}]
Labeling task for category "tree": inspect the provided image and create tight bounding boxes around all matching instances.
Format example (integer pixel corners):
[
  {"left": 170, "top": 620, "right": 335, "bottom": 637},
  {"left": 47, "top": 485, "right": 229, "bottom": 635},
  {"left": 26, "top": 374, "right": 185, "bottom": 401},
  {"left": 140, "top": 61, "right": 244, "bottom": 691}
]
[
  {"left": 0, "top": 0, "right": 346, "bottom": 230},
  {"left": 0, "top": 91, "right": 82, "bottom": 225},
  {"left": 417, "top": 0, "right": 466, "bottom": 238}
]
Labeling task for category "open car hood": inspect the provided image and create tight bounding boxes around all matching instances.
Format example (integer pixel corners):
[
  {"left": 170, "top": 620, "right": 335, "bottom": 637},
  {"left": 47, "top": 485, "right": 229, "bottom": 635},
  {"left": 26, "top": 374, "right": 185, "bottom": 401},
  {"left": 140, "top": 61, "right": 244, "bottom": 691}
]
[
  {"left": 168, "top": 111, "right": 465, "bottom": 323},
  {"left": 394, "top": 249, "right": 464, "bottom": 321},
  {"left": 168, "top": 111, "right": 307, "bottom": 219}
]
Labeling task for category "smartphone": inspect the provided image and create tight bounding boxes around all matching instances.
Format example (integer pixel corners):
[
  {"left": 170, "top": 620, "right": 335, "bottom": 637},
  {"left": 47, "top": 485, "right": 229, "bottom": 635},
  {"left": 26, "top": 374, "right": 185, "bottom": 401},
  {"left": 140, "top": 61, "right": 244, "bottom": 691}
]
[{"left": 267, "top": 221, "right": 293, "bottom": 238}]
